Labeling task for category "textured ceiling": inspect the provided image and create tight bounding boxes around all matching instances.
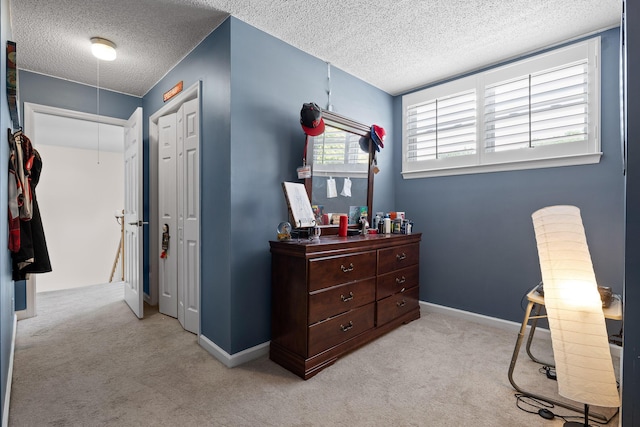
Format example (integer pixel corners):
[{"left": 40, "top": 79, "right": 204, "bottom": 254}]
[
  {"left": 10, "top": 0, "right": 229, "bottom": 97},
  {"left": 10, "top": 0, "right": 621, "bottom": 97}
]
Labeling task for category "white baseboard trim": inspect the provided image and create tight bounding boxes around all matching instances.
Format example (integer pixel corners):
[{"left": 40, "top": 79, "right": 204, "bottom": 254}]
[
  {"left": 420, "top": 300, "right": 533, "bottom": 333},
  {"left": 198, "top": 334, "right": 269, "bottom": 368},
  {"left": 3, "top": 314, "right": 17, "bottom": 427},
  {"left": 419, "top": 301, "right": 622, "bottom": 359}
]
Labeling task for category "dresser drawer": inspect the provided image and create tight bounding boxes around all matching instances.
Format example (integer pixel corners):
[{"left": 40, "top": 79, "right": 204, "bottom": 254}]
[
  {"left": 376, "top": 286, "right": 419, "bottom": 326},
  {"left": 309, "top": 278, "right": 376, "bottom": 325},
  {"left": 377, "top": 265, "right": 419, "bottom": 300},
  {"left": 308, "top": 303, "right": 375, "bottom": 356},
  {"left": 308, "top": 251, "right": 377, "bottom": 291},
  {"left": 378, "top": 243, "right": 420, "bottom": 275}
]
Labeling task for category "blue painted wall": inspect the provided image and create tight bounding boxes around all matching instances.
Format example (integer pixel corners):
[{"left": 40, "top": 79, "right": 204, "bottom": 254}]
[
  {"left": 13, "top": 281, "right": 25, "bottom": 311},
  {"left": 226, "top": 18, "right": 394, "bottom": 353},
  {"left": 393, "top": 28, "right": 625, "bottom": 325},
  {"left": 19, "top": 71, "right": 141, "bottom": 119},
  {"left": 623, "top": 0, "right": 640, "bottom": 423},
  {"left": 143, "top": 18, "right": 233, "bottom": 350},
  {"left": 143, "top": 17, "right": 394, "bottom": 353},
  {"left": 0, "top": 0, "right": 14, "bottom": 419}
]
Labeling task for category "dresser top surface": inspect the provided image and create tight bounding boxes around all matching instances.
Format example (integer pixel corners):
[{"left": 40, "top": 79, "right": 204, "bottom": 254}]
[{"left": 270, "top": 233, "right": 421, "bottom": 256}]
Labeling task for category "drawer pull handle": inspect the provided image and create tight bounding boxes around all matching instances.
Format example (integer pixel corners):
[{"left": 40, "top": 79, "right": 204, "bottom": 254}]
[
  {"left": 397, "top": 299, "right": 407, "bottom": 307},
  {"left": 396, "top": 276, "right": 406, "bottom": 284},
  {"left": 341, "top": 292, "right": 354, "bottom": 302},
  {"left": 340, "top": 321, "right": 354, "bottom": 332},
  {"left": 400, "top": 287, "right": 406, "bottom": 293},
  {"left": 341, "top": 263, "right": 355, "bottom": 273},
  {"left": 396, "top": 253, "right": 407, "bottom": 261}
]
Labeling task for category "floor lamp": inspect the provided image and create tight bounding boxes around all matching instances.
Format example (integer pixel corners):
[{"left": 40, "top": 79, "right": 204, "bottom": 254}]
[{"left": 531, "top": 205, "right": 620, "bottom": 427}]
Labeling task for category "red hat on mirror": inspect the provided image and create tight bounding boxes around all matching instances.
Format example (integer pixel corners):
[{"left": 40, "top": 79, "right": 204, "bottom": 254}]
[
  {"left": 371, "top": 124, "right": 385, "bottom": 149},
  {"left": 300, "top": 102, "right": 325, "bottom": 136}
]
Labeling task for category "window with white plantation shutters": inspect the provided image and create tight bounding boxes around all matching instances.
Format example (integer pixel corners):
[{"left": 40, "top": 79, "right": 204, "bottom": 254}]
[
  {"left": 484, "top": 62, "right": 588, "bottom": 153},
  {"left": 406, "top": 90, "right": 476, "bottom": 161},
  {"left": 401, "top": 37, "right": 601, "bottom": 179}
]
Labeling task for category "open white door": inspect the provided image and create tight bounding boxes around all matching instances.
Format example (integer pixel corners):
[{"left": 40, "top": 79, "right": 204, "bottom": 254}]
[{"left": 124, "top": 107, "right": 144, "bottom": 318}]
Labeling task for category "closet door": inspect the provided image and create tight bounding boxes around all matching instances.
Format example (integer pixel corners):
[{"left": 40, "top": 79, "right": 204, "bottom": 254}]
[
  {"left": 158, "top": 113, "right": 178, "bottom": 318},
  {"left": 178, "top": 98, "right": 200, "bottom": 334}
]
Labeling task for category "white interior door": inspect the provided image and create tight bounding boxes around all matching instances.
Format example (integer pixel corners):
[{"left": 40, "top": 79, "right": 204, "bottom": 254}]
[
  {"left": 158, "top": 113, "right": 178, "bottom": 318},
  {"left": 179, "top": 98, "right": 200, "bottom": 334},
  {"left": 124, "top": 107, "right": 144, "bottom": 318},
  {"left": 150, "top": 83, "right": 201, "bottom": 334}
]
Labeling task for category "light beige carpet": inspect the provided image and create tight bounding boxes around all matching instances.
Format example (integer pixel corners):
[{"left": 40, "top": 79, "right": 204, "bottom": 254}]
[{"left": 8, "top": 282, "right": 619, "bottom": 426}]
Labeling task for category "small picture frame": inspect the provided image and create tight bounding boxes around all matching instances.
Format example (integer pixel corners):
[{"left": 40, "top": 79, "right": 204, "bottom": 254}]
[{"left": 282, "top": 182, "right": 316, "bottom": 228}]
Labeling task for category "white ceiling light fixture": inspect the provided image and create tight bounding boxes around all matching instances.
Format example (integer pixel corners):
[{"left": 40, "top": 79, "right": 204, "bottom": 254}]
[
  {"left": 90, "top": 37, "right": 117, "bottom": 163},
  {"left": 90, "top": 37, "right": 116, "bottom": 61}
]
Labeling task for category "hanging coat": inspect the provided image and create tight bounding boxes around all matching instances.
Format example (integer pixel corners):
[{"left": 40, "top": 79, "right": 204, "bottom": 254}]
[
  {"left": 10, "top": 132, "right": 52, "bottom": 280},
  {"left": 13, "top": 131, "right": 33, "bottom": 220},
  {"left": 8, "top": 130, "right": 21, "bottom": 252}
]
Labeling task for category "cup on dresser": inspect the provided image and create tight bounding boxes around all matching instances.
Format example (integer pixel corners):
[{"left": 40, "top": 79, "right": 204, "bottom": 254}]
[{"left": 338, "top": 215, "right": 348, "bottom": 237}]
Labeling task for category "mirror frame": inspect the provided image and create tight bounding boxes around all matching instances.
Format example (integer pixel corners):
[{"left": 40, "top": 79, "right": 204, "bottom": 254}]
[{"left": 304, "top": 109, "right": 374, "bottom": 232}]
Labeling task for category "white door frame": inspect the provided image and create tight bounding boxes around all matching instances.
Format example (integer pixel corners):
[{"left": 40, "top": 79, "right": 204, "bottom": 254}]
[
  {"left": 148, "top": 82, "right": 201, "bottom": 328},
  {"left": 20, "top": 102, "right": 127, "bottom": 320}
]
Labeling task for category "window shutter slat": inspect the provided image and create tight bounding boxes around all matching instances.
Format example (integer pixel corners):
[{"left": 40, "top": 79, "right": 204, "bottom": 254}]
[
  {"left": 406, "top": 90, "right": 476, "bottom": 161},
  {"left": 484, "top": 61, "right": 588, "bottom": 152}
]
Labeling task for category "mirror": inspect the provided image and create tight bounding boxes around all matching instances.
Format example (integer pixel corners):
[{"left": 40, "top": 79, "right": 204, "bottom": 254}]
[{"left": 304, "top": 110, "right": 374, "bottom": 230}]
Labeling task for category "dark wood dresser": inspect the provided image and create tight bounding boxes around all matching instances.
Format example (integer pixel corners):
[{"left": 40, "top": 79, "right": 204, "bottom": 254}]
[{"left": 269, "top": 233, "right": 421, "bottom": 379}]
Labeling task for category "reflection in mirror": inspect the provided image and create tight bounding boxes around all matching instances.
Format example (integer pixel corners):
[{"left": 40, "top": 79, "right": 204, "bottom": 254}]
[{"left": 305, "top": 110, "right": 373, "bottom": 227}]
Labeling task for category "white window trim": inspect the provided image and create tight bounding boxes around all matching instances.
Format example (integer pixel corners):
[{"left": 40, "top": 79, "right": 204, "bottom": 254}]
[{"left": 402, "top": 37, "right": 601, "bottom": 179}]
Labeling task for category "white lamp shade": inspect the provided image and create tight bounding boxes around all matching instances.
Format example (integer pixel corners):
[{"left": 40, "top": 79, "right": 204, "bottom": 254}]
[
  {"left": 532, "top": 205, "right": 619, "bottom": 408},
  {"left": 91, "top": 37, "right": 116, "bottom": 61}
]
